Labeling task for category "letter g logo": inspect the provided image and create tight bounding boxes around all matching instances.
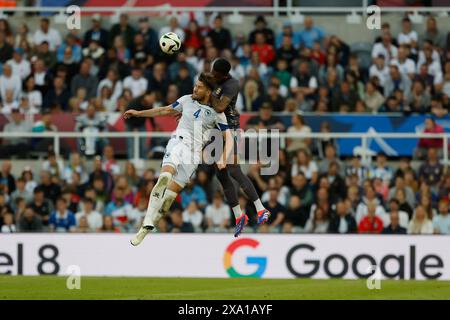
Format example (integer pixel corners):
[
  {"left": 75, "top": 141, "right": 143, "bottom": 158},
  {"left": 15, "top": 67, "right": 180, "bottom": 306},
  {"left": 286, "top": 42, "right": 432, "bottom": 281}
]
[{"left": 223, "top": 238, "right": 267, "bottom": 278}]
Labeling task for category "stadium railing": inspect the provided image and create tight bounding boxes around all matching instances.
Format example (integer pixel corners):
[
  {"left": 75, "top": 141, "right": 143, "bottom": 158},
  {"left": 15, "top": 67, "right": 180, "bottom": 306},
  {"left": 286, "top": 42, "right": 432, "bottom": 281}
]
[{"left": 0, "top": 131, "right": 448, "bottom": 164}]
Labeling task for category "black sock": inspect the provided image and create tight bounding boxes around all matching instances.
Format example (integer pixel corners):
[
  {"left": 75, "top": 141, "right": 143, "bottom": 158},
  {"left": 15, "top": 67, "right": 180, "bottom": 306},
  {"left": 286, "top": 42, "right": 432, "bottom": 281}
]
[
  {"left": 216, "top": 167, "right": 239, "bottom": 208},
  {"left": 227, "top": 164, "right": 259, "bottom": 202}
]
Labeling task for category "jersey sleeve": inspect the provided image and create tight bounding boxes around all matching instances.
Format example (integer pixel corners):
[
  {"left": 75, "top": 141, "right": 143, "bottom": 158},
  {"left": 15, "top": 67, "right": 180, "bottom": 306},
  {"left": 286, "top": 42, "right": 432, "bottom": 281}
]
[
  {"left": 221, "top": 79, "right": 240, "bottom": 100},
  {"left": 216, "top": 112, "right": 229, "bottom": 131},
  {"left": 171, "top": 95, "right": 191, "bottom": 112}
]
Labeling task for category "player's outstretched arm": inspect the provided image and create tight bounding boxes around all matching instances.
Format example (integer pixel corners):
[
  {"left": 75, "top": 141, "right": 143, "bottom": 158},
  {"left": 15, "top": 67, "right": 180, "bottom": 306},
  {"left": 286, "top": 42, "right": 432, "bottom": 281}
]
[
  {"left": 211, "top": 95, "right": 231, "bottom": 113},
  {"left": 123, "top": 106, "right": 179, "bottom": 119}
]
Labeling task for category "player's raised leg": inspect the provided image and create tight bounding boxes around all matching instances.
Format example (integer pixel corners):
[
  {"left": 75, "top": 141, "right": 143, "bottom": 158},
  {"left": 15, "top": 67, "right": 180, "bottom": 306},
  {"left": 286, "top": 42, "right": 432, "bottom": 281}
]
[
  {"left": 216, "top": 167, "right": 248, "bottom": 237},
  {"left": 226, "top": 162, "right": 271, "bottom": 225},
  {"left": 131, "top": 165, "right": 176, "bottom": 246}
]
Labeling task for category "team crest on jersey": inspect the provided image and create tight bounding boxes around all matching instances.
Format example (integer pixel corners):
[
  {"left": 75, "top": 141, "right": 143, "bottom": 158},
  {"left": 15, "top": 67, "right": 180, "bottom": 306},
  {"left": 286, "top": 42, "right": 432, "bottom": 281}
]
[{"left": 205, "top": 110, "right": 211, "bottom": 116}]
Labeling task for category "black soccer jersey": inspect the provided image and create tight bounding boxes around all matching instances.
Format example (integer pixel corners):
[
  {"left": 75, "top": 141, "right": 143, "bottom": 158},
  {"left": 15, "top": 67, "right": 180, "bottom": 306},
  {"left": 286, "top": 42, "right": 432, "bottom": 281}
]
[{"left": 213, "top": 76, "right": 240, "bottom": 129}]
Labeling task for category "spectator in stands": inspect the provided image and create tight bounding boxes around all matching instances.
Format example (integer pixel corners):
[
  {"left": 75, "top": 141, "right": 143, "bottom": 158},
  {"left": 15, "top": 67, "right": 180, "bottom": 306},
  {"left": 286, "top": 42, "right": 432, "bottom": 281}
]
[
  {"left": 384, "top": 64, "right": 411, "bottom": 100},
  {"left": 33, "top": 18, "right": 62, "bottom": 51},
  {"left": 7, "top": 48, "right": 30, "bottom": 80},
  {"left": 109, "top": 13, "right": 135, "bottom": 49},
  {"left": 290, "top": 149, "right": 318, "bottom": 186},
  {"left": 275, "top": 22, "right": 300, "bottom": 49},
  {"left": 416, "top": 118, "right": 444, "bottom": 159},
  {"left": 251, "top": 32, "right": 275, "bottom": 66},
  {"left": 0, "top": 161, "right": 15, "bottom": 195},
  {"left": 180, "top": 179, "right": 207, "bottom": 210},
  {"left": 283, "top": 195, "right": 309, "bottom": 233},
  {"left": 0, "top": 63, "right": 22, "bottom": 103},
  {"left": 184, "top": 20, "right": 204, "bottom": 51},
  {"left": 98, "top": 215, "right": 120, "bottom": 233},
  {"left": 182, "top": 201, "right": 203, "bottom": 233},
  {"left": 382, "top": 210, "right": 407, "bottom": 234},
  {"left": 0, "top": 30, "right": 13, "bottom": 63},
  {"left": 369, "top": 152, "right": 393, "bottom": 184},
  {"left": 123, "top": 66, "right": 148, "bottom": 98},
  {"left": 304, "top": 206, "right": 329, "bottom": 233},
  {"left": 286, "top": 114, "right": 312, "bottom": 156},
  {"left": 364, "top": 79, "right": 385, "bottom": 113},
  {"left": 369, "top": 55, "right": 389, "bottom": 88},
  {"left": 18, "top": 206, "right": 43, "bottom": 232},
  {"left": 170, "top": 208, "right": 194, "bottom": 233},
  {"left": 356, "top": 184, "right": 387, "bottom": 223},
  {"left": 207, "top": 15, "right": 231, "bottom": 51},
  {"left": 1, "top": 212, "right": 15, "bottom": 233},
  {"left": 407, "top": 205, "right": 433, "bottom": 234},
  {"left": 89, "top": 156, "right": 114, "bottom": 196},
  {"left": 260, "top": 187, "right": 285, "bottom": 233},
  {"left": 319, "top": 53, "right": 344, "bottom": 85},
  {"left": 75, "top": 197, "right": 102, "bottom": 232},
  {"left": 317, "top": 143, "right": 343, "bottom": 175},
  {"left": 298, "top": 16, "right": 325, "bottom": 49},
  {"left": 71, "top": 60, "right": 98, "bottom": 99},
  {"left": 433, "top": 200, "right": 450, "bottom": 234},
  {"left": 418, "top": 148, "right": 443, "bottom": 192},
  {"left": 10, "top": 177, "right": 31, "bottom": 206},
  {"left": 276, "top": 35, "right": 298, "bottom": 69},
  {"left": 57, "top": 33, "right": 81, "bottom": 64},
  {"left": 37, "top": 169, "right": 61, "bottom": 204},
  {"left": 242, "top": 79, "right": 263, "bottom": 111},
  {"left": 290, "top": 61, "right": 318, "bottom": 100},
  {"left": 422, "top": 16, "right": 445, "bottom": 50},
  {"left": 249, "top": 15, "right": 274, "bottom": 46},
  {"left": 147, "top": 62, "right": 170, "bottom": 97},
  {"left": 406, "top": 80, "right": 431, "bottom": 114},
  {"left": 42, "top": 151, "right": 64, "bottom": 180},
  {"left": 388, "top": 176, "right": 415, "bottom": 207},
  {"left": 397, "top": 18, "right": 418, "bottom": 54},
  {"left": 48, "top": 197, "right": 76, "bottom": 232},
  {"left": 371, "top": 32, "right": 397, "bottom": 64},
  {"left": 83, "top": 14, "right": 109, "bottom": 49},
  {"left": 75, "top": 104, "right": 107, "bottom": 157},
  {"left": 358, "top": 202, "right": 384, "bottom": 234},
  {"left": 205, "top": 192, "right": 230, "bottom": 233},
  {"left": 391, "top": 45, "right": 415, "bottom": 79},
  {"left": 331, "top": 79, "right": 359, "bottom": 112},
  {"left": 105, "top": 186, "right": 136, "bottom": 232},
  {"left": 323, "top": 161, "right": 347, "bottom": 201},
  {"left": 328, "top": 200, "right": 357, "bottom": 234}
]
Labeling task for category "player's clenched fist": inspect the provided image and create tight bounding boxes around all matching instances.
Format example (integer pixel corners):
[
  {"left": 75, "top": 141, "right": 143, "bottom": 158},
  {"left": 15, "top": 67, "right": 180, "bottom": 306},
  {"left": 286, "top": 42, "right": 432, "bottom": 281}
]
[{"left": 123, "top": 109, "right": 140, "bottom": 119}]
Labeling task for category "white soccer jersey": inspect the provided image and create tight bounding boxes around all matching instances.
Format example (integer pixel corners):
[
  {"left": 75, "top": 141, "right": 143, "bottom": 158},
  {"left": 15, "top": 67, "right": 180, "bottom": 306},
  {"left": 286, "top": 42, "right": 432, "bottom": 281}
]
[
  {"left": 171, "top": 94, "right": 229, "bottom": 150},
  {"left": 162, "top": 95, "right": 228, "bottom": 187}
]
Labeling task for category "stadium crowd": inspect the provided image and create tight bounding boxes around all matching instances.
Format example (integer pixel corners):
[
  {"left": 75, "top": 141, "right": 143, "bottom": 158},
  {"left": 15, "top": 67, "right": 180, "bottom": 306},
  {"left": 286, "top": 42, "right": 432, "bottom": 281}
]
[{"left": 0, "top": 13, "right": 449, "bottom": 235}]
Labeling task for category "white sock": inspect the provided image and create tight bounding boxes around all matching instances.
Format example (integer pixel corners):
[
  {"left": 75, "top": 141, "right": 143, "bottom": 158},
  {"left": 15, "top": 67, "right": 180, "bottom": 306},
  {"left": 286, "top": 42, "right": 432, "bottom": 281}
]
[
  {"left": 160, "top": 189, "right": 178, "bottom": 215},
  {"left": 143, "top": 172, "right": 173, "bottom": 227},
  {"left": 232, "top": 205, "right": 243, "bottom": 219},
  {"left": 254, "top": 199, "right": 265, "bottom": 212}
]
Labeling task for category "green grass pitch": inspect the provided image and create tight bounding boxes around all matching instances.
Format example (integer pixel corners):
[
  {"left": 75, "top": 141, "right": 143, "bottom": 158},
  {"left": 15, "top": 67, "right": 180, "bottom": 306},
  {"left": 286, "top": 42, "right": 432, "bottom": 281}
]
[{"left": 1, "top": 276, "right": 450, "bottom": 300}]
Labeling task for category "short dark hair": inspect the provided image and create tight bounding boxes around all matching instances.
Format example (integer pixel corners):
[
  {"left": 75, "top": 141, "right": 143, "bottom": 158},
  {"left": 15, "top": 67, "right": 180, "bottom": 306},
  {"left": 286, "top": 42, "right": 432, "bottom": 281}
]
[
  {"left": 212, "top": 58, "right": 231, "bottom": 76},
  {"left": 198, "top": 72, "right": 215, "bottom": 91}
]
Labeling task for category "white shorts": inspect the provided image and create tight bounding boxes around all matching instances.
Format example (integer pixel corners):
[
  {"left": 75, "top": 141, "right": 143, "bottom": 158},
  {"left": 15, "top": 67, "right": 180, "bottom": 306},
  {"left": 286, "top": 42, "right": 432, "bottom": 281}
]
[{"left": 162, "top": 137, "right": 199, "bottom": 188}]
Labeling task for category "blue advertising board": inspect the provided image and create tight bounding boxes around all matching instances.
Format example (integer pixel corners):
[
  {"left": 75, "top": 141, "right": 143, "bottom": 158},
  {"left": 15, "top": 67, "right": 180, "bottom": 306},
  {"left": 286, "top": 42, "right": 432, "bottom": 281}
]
[{"left": 280, "top": 114, "right": 450, "bottom": 157}]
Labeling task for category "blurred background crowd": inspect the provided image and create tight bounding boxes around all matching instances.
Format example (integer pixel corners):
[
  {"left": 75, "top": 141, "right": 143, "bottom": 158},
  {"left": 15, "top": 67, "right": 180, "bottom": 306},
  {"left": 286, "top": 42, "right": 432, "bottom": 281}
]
[{"left": 0, "top": 9, "right": 449, "bottom": 235}]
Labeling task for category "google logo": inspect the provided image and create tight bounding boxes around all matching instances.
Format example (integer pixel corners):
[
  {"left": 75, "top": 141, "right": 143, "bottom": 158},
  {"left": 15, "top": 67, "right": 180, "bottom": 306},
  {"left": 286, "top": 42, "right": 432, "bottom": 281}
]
[{"left": 223, "top": 238, "right": 267, "bottom": 278}]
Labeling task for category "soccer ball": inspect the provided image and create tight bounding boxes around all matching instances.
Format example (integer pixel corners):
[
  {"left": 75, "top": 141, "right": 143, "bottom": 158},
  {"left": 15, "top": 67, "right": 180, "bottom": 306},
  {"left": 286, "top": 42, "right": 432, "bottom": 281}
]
[{"left": 159, "top": 32, "right": 181, "bottom": 54}]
